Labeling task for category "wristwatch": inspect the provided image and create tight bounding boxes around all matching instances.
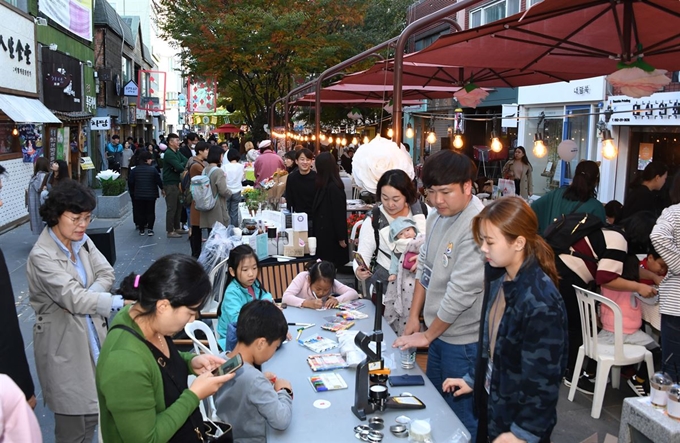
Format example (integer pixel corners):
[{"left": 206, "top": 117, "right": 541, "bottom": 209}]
[{"left": 279, "top": 387, "right": 294, "bottom": 398}]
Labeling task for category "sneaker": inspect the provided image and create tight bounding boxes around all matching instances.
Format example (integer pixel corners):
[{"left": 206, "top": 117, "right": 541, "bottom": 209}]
[
  {"left": 563, "top": 375, "right": 594, "bottom": 395},
  {"left": 627, "top": 377, "right": 649, "bottom": 397},
  {"left": 176, "top": 229, "right": 189, "bottom": 234},
  {"left": 182, "top": 224, "right": 189, "bottom": 231},
  {"left": 147, "top": 229, "right": 154, "bottom": 236},
  {"left": 139, "top": 230, "right": 145, "bottom": 236},
  {"left": 167, "top": 231, "right": 182, "bottom": 238}
]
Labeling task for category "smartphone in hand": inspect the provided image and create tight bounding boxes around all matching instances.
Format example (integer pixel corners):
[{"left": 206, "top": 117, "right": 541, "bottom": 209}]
[{"left": 213, "top": 353, "right": 243, "bottom": 376}]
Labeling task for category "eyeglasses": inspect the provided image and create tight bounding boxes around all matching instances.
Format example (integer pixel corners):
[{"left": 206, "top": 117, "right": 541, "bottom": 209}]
[{"left": 63, "top": 214, "right": 93, "bottom": 226}]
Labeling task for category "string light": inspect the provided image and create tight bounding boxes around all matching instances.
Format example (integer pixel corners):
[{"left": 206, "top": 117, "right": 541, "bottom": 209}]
[
  {"left": 363, "top": 135, "right": 369, "bottom": 145},
  {"left": 490, "top": 131, "right": 502, "bottom": 153},
  {"left": 601, "top": 129, "right": 618, "bottom": 160},
  {"left": 453, "top": 132, "right": 464, "bottom": 149},
  {"left": 533, "top": 134, "right": 547, "bottom": 158},
  {"left": 352, "top": 136, "right": 358, "bottom": 145},
  {"left": 319, "top": 134, "right": 325, "bottom": 141},
  {"left": 427, "top": 130, "right": 436, "bottom": 145},
  {"left": 406, "top": 124, "right": 414, "bottom": 139},
  {"left": 328, "top": 136, "right": 334, "bottom": 144},
  {"left": 387, "top": 127, "right": 394, "bottom": 138},
  {"left": 11, "top": 127, "right": 18, "bottom": 136}
]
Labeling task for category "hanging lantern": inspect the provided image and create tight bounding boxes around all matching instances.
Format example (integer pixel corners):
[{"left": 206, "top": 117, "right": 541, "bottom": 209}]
[
  {"left": 606, "top": 58, "right": 671, "bottom": 99},
  {"left": 454, "top": 84, "right": 489, "bottom": 109}
]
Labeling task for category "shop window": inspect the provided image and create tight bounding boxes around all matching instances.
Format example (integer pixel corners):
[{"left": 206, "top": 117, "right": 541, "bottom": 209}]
[
  {"left": 414, "top": 29, "right": 450, "bottom": 51},
  {"left": 470, "top": 0, "right": 520, "bottom": 28}
]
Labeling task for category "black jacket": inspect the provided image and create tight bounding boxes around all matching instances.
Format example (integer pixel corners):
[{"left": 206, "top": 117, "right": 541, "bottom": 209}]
[
  {"left": 0, "top": 248, "right": 35, "bottom": 400},
  {"left": 129, "top": 164, "right": 163, "bottom": 200}
]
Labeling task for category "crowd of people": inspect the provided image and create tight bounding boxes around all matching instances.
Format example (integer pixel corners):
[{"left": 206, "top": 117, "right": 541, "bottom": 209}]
[{"left": 3, "top": 134, "right": 680, "bottom": 443}]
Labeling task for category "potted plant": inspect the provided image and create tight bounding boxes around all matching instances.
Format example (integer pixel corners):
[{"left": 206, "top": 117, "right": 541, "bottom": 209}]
[
  {"left": 242, "top": 186, "right": 265, "bottom": 217},
  {"left": 95, "top": 170, "right": 131, "bottom": 218}
]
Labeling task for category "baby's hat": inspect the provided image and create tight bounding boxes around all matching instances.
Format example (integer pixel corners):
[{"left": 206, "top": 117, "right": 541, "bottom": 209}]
[{"left": 389, "top": 217, "right": 418, "bottom": 243}]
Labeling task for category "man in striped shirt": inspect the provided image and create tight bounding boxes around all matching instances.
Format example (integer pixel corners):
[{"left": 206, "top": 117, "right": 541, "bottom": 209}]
[{"left": 651, "top": 201, "right": 680, "bottom": 381}]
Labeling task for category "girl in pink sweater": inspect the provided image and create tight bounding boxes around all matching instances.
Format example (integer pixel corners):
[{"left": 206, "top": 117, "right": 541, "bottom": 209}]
[{"left": 282, "top": 260, "right": 359, "bottom": 309}]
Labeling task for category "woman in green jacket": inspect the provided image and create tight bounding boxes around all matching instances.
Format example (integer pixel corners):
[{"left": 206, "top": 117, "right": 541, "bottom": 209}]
[{"left": 96, "top": 255, "right": 234, "bottom": 443}]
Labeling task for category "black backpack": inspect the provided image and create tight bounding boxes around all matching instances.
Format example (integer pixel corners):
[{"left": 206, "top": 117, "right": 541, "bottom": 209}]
[{"left": 544, "top": 211, "right": 603, "bottom": 261}]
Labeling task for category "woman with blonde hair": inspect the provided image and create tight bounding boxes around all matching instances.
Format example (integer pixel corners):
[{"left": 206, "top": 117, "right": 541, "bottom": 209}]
[{"left": 443, "top": 197, "right": 567, "bottom": 443}]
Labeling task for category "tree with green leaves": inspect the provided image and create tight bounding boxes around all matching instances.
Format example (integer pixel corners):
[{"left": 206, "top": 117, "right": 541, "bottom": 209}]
[{"left": 156, "top": 0, "right": 411, "bottom": 140}]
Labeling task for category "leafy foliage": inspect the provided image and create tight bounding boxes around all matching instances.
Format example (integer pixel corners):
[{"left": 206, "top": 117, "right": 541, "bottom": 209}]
[
  {"left": 101, "top": 178, "right": 127, "bottom": 196},
  {"left": 155, "top": 0, "right": 410, "bottom": 139}
]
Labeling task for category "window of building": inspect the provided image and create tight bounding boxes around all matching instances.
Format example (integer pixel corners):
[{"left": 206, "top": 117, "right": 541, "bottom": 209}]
[
  {"left": 121, "top": 57, "right": 132, "bottom": 82},
  {"left": 3, "top": 0, "right": 18, "bottom": 6},
  {"left": 469, "top": 0, "right": 520, "bottom": 27},
  {"left": 414, "top": 29, "right": 450, "bottom": 51},
  {"left": 528, "top": 0, "right": 543, "bottom": 5}
]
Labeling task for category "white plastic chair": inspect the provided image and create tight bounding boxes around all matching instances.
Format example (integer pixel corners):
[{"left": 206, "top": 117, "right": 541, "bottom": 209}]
[
  {"left": 568, "top": 285, "right": 655, "bottom": 419},
  {"left": 185, "top": 321, "right": 221, "bottom": 420},
  {"left": 185, "top": 320, "right": 221, "bottom": 356},
  {"left": 202, "top": 258, "right": 229, "bottom": 317}
]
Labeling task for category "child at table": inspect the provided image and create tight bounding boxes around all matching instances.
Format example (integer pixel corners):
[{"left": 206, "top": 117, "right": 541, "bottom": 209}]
[
  {"left": 217, "top": 244, "right": 273, "bottom": 350},
  {"left": 214, "top": 300, "right": 293, "bottom": 443},
  {"left": 282, "top": 259, "right": 358, "bottom": 309}
]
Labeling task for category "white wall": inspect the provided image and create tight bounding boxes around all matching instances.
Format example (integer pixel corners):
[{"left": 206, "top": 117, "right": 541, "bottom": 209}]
[{"left": 0, "top": 158, "right": 34, "bottom": 229}]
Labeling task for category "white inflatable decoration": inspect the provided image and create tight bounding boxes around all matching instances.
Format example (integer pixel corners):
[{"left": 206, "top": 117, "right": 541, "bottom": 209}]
[
  {"left": 557, "top": 139, "right": 579, "bottom": 162},
  {"left": 351, "top": 135, "right": 415, "bottom": 195}
]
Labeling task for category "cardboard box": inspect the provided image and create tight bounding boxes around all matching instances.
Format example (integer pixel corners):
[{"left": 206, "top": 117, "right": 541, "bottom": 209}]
[
  {"left": 292, "top": 213, "right": 308, "bottom": 231},
  {"left": 284, "top": 245, "right": 305, "bottom": 257},
  {"left": 293, "top": 231, "right": 309, "bottom": 254}
]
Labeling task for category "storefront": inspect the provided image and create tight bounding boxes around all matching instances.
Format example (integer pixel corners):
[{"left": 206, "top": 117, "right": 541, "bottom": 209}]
[
  {"left": 607, "top": 91, "right": 680, "bottom": 203},
  {"left": 0, "top": 4, "right": 60, "bottom": 230},
  {"left": 517, "top": 77, "right": 606, "bottom": 197}
]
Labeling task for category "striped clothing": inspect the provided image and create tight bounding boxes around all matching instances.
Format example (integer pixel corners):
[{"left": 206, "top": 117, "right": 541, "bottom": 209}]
[
  {"left": 558, "top": 228, "right": 628, "bottom": 286},
  {"left": 651, "top": 204, "right": 680, "bottom": 316}
]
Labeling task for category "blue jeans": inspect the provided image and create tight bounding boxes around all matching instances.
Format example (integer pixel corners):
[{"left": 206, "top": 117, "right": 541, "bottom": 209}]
[
  {"left": 426, "top": 338, "right": 478, "bottom": 442},
  {"left": 662, "top": 314, "right": 680, "bottom": 381},
  {"left": 227, "top": 191, "right": 241, "bottom": 227}
]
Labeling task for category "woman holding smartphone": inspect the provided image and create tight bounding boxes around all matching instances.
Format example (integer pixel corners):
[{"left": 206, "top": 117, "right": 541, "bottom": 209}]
[{"left": 96, "top": 255, "right": 235, "bottom": 443}]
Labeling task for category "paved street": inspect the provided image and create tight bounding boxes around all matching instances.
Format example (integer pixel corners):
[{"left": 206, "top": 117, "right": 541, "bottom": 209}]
[{"left": 3, "top": 197, "right": 629, "bottom": 442}]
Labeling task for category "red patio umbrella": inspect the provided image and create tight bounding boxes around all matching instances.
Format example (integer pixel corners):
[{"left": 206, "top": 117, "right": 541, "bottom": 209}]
[
  {"left": 212, "top": 124, "right": 241, "bottom": 133},
  {"left": 401, "top": 0, "right": 680, "bottom": 76}
]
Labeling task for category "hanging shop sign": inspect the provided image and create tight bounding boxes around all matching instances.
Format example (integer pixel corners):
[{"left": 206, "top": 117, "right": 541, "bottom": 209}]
[
  {"left": 609, "top": 92, "right": 680, "bottom": 125},
  {"left": 41, "top": 47, "right": 82, "bottom": 112},
  {"left": 188, "top": 77, "right": 216, "bottom": 113},
  {"left": 0, "top": 6, "right": 37, "bottom": 94},
  {"left": 90, "top": 117, "right": 110, "bottom": 130},
  {"left": 123, "top": 80, "right": 138, "bottom": 97}
]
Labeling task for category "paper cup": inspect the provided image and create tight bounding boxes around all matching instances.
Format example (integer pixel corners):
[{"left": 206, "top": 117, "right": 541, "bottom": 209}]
[{"left": 308, "top": 237, "right": 317, "bottom": 255}]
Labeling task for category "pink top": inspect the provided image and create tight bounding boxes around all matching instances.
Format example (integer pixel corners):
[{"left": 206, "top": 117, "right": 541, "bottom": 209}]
[
  {"left": 600, "top": 287, "right": 642, "bottom": 335},
  {"left": 282, "top": 272, "right": 359, "bottom": 308},
  {"left": 0, "top": 374, "right": 42, "bottom": 443},
  {"left": 253, "top": 150, "right": 285, "bottom": 187}
]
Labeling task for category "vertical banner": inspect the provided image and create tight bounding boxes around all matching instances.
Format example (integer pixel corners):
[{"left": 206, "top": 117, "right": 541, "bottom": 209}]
[
  {"left": 138, "top": 70, "right": 166, "bottom": 112},
  {"left": 55, "top": 127, "right": 70, "bottom": 164},
  {"left": 188, "top": 78, "right": 217, "bottom": 113}
]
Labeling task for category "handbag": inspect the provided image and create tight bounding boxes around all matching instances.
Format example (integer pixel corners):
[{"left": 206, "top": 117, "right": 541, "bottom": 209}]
[{"left": 110, "top": 325, "right": 233, "bottom": 443}]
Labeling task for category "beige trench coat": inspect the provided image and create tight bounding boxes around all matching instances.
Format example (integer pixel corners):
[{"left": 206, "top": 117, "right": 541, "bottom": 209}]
[
  {"left": 501, "top": 159, "right": 533, "bottom": 199},
  {"left": 27, "top": 228, "right": 115, "bottom": 415},
  {"left": 199, "top": 164, "right": 231, "bottom": 229}
]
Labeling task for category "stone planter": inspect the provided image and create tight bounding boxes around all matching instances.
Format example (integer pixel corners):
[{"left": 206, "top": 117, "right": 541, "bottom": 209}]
[{"left": 96, "top": 191, "right": 131, "bottom": 218}]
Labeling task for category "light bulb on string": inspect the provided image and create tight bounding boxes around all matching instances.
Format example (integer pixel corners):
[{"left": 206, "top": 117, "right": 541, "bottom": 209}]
[
  {"left": 328, "top": 136, "right": 334, "bottom": 144},
  {"left": 363, "top": 135, "right": 369, "bottom": 145},
  {"left": 453, "top": 133, "right": 464, "bottom": 149},
  {"left": 11, "top": 127, "right": 18, "bottom": 136},
  {"left": 533, "top": 134, "right": 547, "bottom": 158},
  {"left": 341, "top": 137, "right": 347, "bottom": 146},
  {"left": 312, "top": 134, "right": 316, "bottom": 141},
  {"left": 427, "top": 130, "right": 436, "bottom": 145},
  {"left": 319, "top": 134, "right": 325, "bottom": 141},
  {"left": 406, "top": 124, "right": 414, "bottom": 139},
  {"left": 601, "top": 129, "right": 618, "bottom": 160},
  {"left": 352, "top": 137, "right": 358, "bottom": 145},
  {"left": 490, "top": 131, "right": 502, "bottom": 153},
  {"left": 387, "top": 127, "right": 394, "bottom": 139}
]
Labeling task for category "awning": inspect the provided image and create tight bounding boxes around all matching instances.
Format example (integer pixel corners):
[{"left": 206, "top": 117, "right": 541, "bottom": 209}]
[
  {"left": 0, "top": 94, "right": 61, "bottom": 124},
  {"left": 51, "top": 110, "right": 95, "bottom": 122}
]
